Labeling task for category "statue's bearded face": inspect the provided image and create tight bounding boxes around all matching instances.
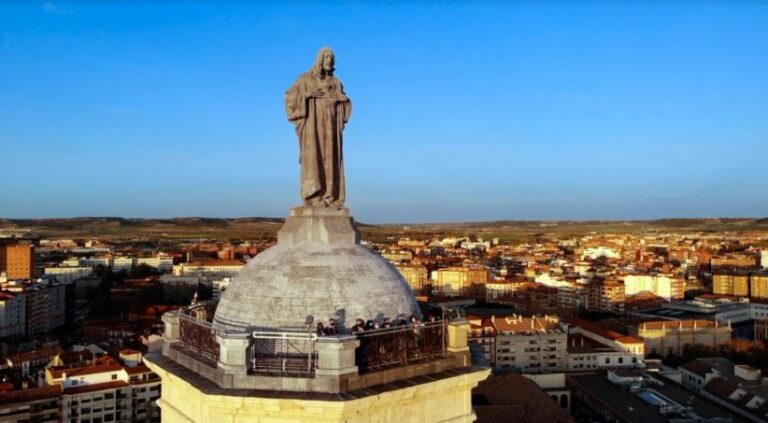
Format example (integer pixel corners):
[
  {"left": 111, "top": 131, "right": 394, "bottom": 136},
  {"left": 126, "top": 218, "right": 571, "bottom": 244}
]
[{"left": 322, "top": 53, "right": 334, "bottom": 72}]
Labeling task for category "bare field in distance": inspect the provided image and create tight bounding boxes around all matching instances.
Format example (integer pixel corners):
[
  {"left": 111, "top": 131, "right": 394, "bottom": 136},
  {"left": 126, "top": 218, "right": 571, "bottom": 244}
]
[{"left": 2, "top": 217, "right": 767, "bottom": 242}]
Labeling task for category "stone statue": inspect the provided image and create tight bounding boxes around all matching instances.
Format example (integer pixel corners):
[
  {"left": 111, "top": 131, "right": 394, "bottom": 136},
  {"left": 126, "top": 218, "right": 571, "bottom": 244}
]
[{"left": 285, "top": 47, "right": 352, "bottom": 207}]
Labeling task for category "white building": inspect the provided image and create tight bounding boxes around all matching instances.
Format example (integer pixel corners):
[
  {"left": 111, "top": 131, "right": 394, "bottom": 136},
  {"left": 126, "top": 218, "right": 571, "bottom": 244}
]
[
  {"left": 135, "top": 254, "right": 173, "bottom": 272},
  {"left": 46, "top": 353, "right": 161, "bottom": 422},
  {"left": 491, "top": 314, "right": 568, "bottom": 371},
  {"left": 172, "top": 260, "right": 243, "bottom": 277},
  {"left": 80, "top": 256, "right": 112, "bottom": 268},
  {"left": 0, "top": 291, "right": 25, "bottom": 337},
  {"left": 581, "top": 247, "right": 620, "bottom": 260},
  {"left": 44, "top": 266, "right": 93, "bottom": 283},
  {"left": 568, "top": 318, "right": 646, "bottom": 358},
  {"left": 112, "top": 256, "right": 134, "bottom": 273},
  {"left": 623, "top": 274, "right": 684, "bottom": 301},
  {"left": 762, "top": 250, "right": 768, "bottom": 269},
  {"left": 566, "top": 334, "right": 640, "bottom": 370},
  {"left": 485, "top": 280, "right": 521, "bottom": 300},
  {"left": 212, "top": 277, "right": 232, "bottom": 301},
  {"left": 5, "top": 280, "right": 66, "bottom": 333}
]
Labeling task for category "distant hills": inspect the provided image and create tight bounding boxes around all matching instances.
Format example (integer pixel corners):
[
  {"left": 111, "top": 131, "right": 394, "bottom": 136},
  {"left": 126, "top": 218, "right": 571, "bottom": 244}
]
[{"left": 1, "top": 216, "right": 767, "bottom": 241}]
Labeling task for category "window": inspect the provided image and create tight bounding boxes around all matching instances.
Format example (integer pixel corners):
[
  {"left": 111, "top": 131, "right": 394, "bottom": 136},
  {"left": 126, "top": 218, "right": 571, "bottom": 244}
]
[
  {"left": 105, "top": 393, "right": 114, "bottom": 400},
  {"left": 605, "top": 357, "right": 610, "bottom": 364},
  {"left": 618, "top": 357, "right": 624, "bottom": 364},
  {"left": 111, "top": 374, "right": 118, "bottom": 380}
]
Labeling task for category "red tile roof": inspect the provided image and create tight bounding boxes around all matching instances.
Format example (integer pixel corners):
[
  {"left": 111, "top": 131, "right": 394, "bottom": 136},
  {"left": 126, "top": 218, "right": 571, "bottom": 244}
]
[
  {"left": 0, "top": 385, "right": 62, "bottom": 406},
  {"left": 124, "top": 364, "right": 151, "bottom": 375},
  {"left": 6, "top": 346, "right": 63, "bottom": 364},
  {"left": 49, "top": 363, "right": 123, "bottom": 379},
  {"left": 568, "top": 318, "right": 644, "bottom": 344},
  {"left": 473, "top": 373, "right": 574, "bottom": 423}
]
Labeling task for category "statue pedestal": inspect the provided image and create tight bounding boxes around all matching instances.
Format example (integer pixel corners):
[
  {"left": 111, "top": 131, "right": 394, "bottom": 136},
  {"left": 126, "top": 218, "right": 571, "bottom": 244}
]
[{"left": 277, "top": 206, "right": 361, "bottom": 246}]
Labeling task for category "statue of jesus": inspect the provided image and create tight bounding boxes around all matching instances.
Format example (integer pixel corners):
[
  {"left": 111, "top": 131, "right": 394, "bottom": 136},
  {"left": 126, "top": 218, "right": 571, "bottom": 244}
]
[{"left": 285, "top": 47, "right": 352, "bottom": 208}]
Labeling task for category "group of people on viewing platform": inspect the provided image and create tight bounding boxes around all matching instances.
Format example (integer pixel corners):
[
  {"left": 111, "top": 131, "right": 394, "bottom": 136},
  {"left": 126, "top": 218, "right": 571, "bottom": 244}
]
[{"left": 315, "top": 313, "right": 441, "bottom": 336}]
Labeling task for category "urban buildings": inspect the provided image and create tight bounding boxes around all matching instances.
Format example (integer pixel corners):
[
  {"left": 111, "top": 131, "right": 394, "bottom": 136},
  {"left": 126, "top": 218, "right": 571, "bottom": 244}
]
[
  {"left": 1, "top": 222, "right": 767, "bottom": 422},
  {"left": 491, "top": 314, "right": 567, "bottom": 371},
  {"left": 713, "top": 271, "right": 750, "bottom": 296},
  {"left": 680, "top": 357, "right": 768, "bottom": 421},
  {"left": 395, "top": 263, "right": 429, "bottom": 293},
  {"left": 630, "top": 319, "right": 732, "bottom": 357},
  {"left": 0, "top": 243, "right": 35, "bottom": 280},
  {"left": 568, "top": 369, "right": 743, "bottom": 422},
  {"left": 171, "top": 259, "right": 243, "bottom": 277},
  {"left": 0, "top": 291, "right": 25, "bottom": 337},
  {"left": 585, "top": 278, "right": 625, "bottom": 314},
  {"left": 622, "top": 274, "right": 684, "bottom": 301},
  {"left": 0, "top": 384, "right": 61, "bottom": 422},
  {"left": 430, "top": 266, "right": 489, "bottom": 296}
]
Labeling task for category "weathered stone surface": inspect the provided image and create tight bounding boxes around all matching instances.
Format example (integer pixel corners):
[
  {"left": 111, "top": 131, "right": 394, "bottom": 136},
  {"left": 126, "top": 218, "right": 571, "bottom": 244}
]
[
  {"left": 277, "top": 206, "right": 359, "bottom": 245},
  {"left": 286, "top": 47, "right": 351, "bottom": 208},
  {"left": 212, "top": 206, "right": 420, "bottom": 333},
  {"left": 146, "top": 352, "right": 490, "bottom": 423}
]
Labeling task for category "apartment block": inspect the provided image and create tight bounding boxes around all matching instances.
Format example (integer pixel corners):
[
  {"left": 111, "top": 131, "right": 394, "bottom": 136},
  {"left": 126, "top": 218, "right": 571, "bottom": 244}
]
[
  {"left": 585, "top": 278, "right": 625, "bottom": 314},
  {"left": 713, "top": 272, "right": 749, "bottom": 296},
  {"left": 46, "top": 354, "right": 161, "bottom": 422},
  {"left": 172, "top": 260, "right": 243, "bottom": 277},
  {"left": 0, "top": 291, "right": 26, "bottom": 338},
  {"left": 395, "top": 264, "right": 428, "bottom": 294},
  {"left": 1, "top": 244, "right": 35, "bottom": 280},
  {"left": 43, "top": 266, "right": 93, "bottom": 283},
  {"left": 5, "top": 281, "right": 66, "bottom": 334},
  {"left": 749, "top": 272, "right": 768, "bottom": 299},
  {"left": 623, "top": 274, "right": 684, "bottom": 301},
  {"left": 430, "top": 266, "right": 489, "bottom": 297},
  {"left": 566, "top": 333, "right": 641, "bottom": 370},
  {"left": 490, "top": 314, "right": 567, "bottom": 371},
  {"left": 0, "top": 385, "right": 61, "bottom": 423}
]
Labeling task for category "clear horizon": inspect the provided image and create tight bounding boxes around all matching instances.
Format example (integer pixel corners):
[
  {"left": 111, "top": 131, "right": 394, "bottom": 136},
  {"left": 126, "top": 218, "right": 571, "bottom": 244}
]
[
  {"left": 2, "top": 2, "right": 767, "bottom": 222},
  {"left": 2, "top": 215, "right": 765, "bottom": 226}
]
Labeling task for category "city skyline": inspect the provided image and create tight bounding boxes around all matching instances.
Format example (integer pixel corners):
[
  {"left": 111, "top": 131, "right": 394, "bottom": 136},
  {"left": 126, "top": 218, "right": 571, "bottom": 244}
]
[{"left": 2, "top": 2, "right": 767, "bottom": 222}]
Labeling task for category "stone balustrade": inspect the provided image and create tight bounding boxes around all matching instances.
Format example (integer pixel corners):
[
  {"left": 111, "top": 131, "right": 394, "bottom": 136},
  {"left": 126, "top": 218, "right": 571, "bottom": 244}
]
[{"left": 161, "top": 309, "right": 472, "bottom": 394}]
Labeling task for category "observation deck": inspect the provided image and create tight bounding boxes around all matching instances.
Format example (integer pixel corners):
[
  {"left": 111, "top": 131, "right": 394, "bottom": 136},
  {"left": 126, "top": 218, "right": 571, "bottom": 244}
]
[
  {"left": 148, "top": 301, "right": 477, "bottom": 395},
  {"left": 144, "top": 206, "right": 489, "bottom": 422}
]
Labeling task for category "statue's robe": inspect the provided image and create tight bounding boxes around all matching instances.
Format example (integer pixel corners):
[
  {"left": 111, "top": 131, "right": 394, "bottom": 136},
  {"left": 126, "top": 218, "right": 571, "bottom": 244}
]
[{"left": 285, "top": 71, "right": 352, "bottom": 206}]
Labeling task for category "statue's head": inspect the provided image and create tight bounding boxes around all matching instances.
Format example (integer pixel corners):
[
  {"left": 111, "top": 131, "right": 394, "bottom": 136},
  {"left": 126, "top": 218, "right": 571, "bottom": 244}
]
[{"left": 312, "top": 47, "right": 335, "bottom": 77}]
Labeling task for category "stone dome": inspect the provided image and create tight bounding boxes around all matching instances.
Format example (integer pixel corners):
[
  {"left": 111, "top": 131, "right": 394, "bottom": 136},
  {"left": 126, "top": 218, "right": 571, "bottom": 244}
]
[{"left": 212, "top": 207, "right": 421, "bottom": 333}]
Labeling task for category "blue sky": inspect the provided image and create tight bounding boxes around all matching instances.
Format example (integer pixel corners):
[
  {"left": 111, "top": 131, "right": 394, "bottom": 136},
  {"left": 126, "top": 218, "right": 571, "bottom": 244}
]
[{"left": 1, "top": 2, "right": 767, "bottom": 222}]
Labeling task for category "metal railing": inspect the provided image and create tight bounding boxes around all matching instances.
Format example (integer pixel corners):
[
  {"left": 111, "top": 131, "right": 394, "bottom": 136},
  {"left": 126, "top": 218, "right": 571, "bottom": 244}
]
[
  {"left": 177, "top": 313, "right": 220, "bottom": 365},
  {"left": 355, "top": 321, "right": 446, "bottom": 372},
  {"left": 249, "top": 331, "right": 318, "bottom": 378}
]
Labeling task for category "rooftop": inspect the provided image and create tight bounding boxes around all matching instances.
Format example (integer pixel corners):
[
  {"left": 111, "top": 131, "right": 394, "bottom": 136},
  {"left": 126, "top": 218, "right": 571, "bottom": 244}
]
[
  {"left": 0, "top": 385, "right": 62, "bottom": 406},
  {"left": 569, "top": 370, "right": 745, "bottom": 422},
  {"left": 63, "top": 380, "right": 129, "bottom": 396}
]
